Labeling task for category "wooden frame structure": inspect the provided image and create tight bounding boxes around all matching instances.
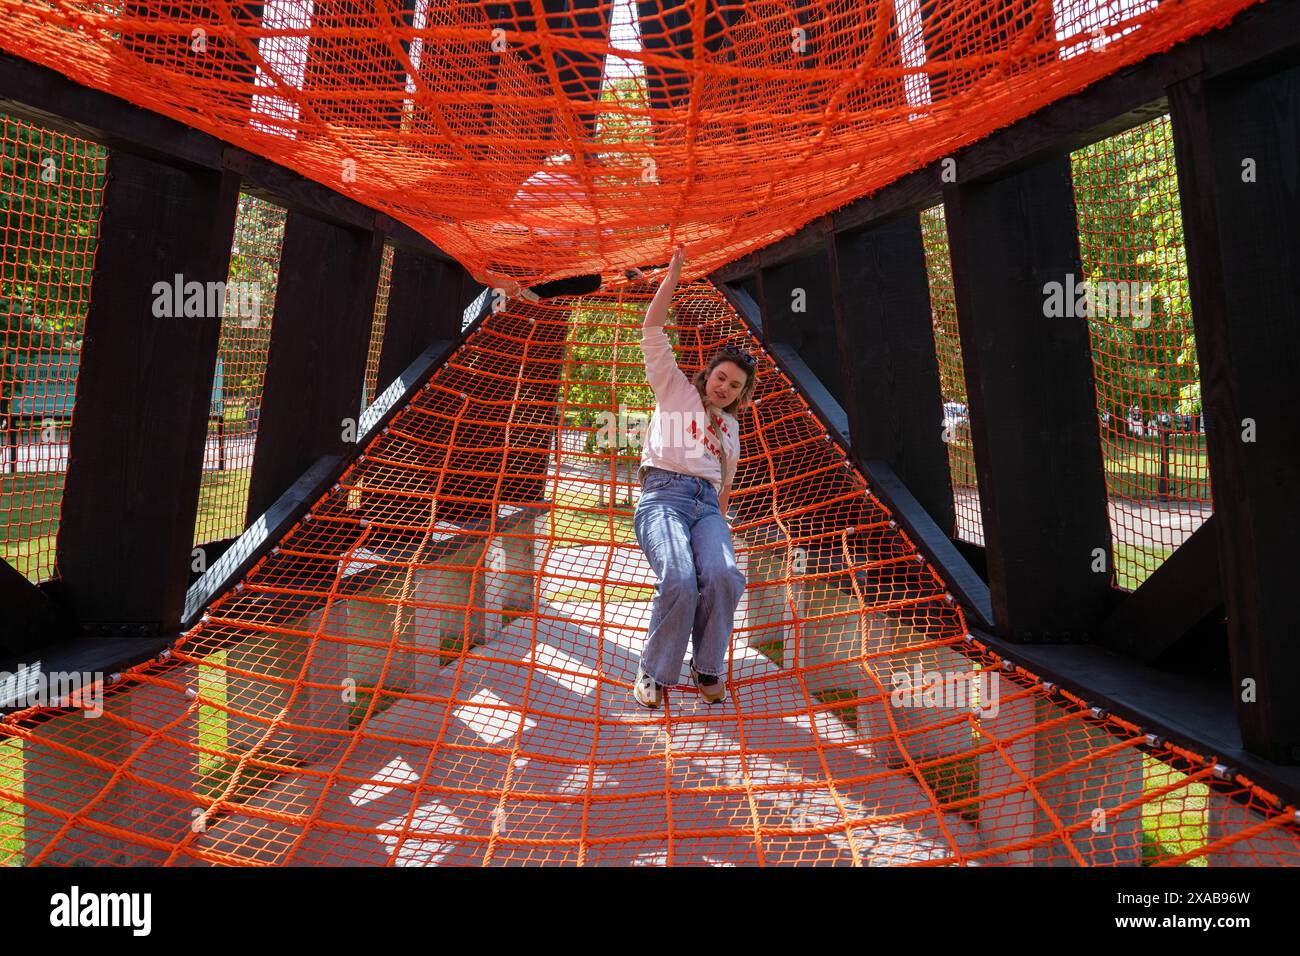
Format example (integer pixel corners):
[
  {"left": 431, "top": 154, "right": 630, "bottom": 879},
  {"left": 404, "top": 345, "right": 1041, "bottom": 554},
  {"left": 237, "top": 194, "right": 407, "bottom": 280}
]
[{"left": 0, "top": 3, "right": 1297, "bottom": 804}]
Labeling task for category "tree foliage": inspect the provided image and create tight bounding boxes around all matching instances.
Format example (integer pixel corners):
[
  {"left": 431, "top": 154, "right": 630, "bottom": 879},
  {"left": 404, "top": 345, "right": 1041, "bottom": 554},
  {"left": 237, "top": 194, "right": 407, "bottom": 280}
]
[
  {"left": 1, "top": 118, "right": 105, "bottom": 401},
  {"left": 1071, "top": 116, "right": 1199, "bottom": 419}
]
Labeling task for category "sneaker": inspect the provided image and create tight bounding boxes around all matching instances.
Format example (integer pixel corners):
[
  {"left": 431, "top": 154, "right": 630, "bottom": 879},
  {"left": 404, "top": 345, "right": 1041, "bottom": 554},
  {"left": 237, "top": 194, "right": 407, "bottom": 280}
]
[
  {"left": 633, "top": 665, "right": 663, "bottom": 709},
  {"left": 691, "top": 662, "right": 727, "bottom": 705}
]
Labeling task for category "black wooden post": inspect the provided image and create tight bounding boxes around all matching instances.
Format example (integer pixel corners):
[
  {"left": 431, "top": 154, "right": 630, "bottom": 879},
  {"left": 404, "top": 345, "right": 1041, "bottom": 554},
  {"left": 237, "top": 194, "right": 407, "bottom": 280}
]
[
  {"left": 123, "top": 1, "right": 263, "bottom": 120},
  {"left": 245, "top": 212, "right": 386, "bottom": 522},
  {"left": 942, "top": 156, "right": 1116, "bottom": 642},
  {"left": 759, "top": 252, "right": 845, "bottom": 404},
  {"left": 504, "top": 0, "right": 613, "bottom": 142},
  {"left": 303, "top": 0, "right": 419, "bottom": 131},
  {"left": 56, "top": 152, "right": 241, "bottom": 632},
  {"left": 377, "top": 253, "right": 473, "bottom": 392},
  {"left": 831, "top": 218, "right": 955, "bottom": 534},
  {"left": 751, "top": 267, "right": 769, "bottom": 350},
  {"left": 636, "top": 0, "right": 743, "bottom": 135},
  {"left": 1168, "top": 65, "right": 1300, "bottom": 763}
]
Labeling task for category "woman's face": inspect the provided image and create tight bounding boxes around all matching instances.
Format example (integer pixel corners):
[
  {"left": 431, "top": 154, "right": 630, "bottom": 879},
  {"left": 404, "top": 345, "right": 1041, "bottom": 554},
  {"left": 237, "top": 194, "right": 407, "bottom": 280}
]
[{"left": 705, "top": 360, "right": 748, "bottom": 411}]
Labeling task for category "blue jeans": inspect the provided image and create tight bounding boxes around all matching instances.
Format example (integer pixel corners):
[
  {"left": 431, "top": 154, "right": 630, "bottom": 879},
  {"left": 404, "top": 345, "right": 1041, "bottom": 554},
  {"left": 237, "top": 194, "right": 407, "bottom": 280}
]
[{"left": 633, "top": 467, "right": 747, "bottom": 686}]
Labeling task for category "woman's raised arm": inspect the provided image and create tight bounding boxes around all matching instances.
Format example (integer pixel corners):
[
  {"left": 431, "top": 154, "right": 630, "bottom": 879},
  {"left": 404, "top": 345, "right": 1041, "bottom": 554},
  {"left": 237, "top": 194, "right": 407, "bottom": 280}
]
[
  {"left": 639, "top": 245, "right": 691, "bottom": 400},
  {"left": 643, "top": 245, "right": 686, "bottom": 330}
]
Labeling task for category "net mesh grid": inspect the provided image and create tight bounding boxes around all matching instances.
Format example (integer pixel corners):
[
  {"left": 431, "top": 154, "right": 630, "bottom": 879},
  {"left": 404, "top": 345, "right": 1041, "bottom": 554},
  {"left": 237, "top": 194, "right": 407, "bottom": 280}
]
[{"left": 2, "top": 285, "right": 1295, "bottom": 866}]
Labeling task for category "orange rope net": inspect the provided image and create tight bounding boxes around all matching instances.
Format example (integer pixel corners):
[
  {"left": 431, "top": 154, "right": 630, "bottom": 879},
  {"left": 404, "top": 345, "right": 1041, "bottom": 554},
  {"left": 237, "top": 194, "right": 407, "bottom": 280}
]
[
  {"left": 3, "top": 286, "right": 1297, "bottom": 865},
  {"left": 0, "top": 0, "right": 1266, "bottom": 288}
]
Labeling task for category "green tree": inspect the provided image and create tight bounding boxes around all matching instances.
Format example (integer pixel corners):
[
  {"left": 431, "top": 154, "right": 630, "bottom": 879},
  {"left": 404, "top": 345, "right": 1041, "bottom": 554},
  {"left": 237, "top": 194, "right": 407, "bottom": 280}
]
[
  {"left": 1071, "top": 116, "right": 1198, "bottom": 423},
  {"left": 564, "top": 296, "right": 656, "bottom": 505},
  {"left": 1, "top": 118, "right": 106, "bottom": 404}
]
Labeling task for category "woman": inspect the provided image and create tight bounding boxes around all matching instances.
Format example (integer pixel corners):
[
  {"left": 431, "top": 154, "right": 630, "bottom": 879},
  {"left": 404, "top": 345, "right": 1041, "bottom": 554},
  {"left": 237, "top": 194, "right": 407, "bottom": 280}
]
[{"left": 632, "top": 246, "right": 757, "bottom": 708}]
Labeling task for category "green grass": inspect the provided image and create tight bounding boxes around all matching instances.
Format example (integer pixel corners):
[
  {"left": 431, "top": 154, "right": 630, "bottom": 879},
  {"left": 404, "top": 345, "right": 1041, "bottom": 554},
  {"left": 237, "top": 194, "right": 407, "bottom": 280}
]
[
  {"left": 196, "top": 651, "right": 228, "bottom": 777},
  {"left": 2, "top": 467, "right": 254, "bottom": 582},
  {"left": 754, "top": 639, "right": 784, "bottom": 668},
  {"left": 1113, "top": 539, "right": 1175, "bottom": 591},
  {"left": 545, "top": 488, "right": 636, "bottom": 546},
  {"left": 545, "top": 584, "right": 652, "bottom": 603},
  {"left": 0, "top": 472, "right": 64, "bottom": 582},
  {"left": 1140, "top": 754, "right": 1208, "bottom": 866},
  {"left": 0, "top": 465, "right": 1216, "bottom": 867},
  {"left": 345, "top": 685, "right": 408, "bottom": 728},
  {"left": 1, "top": 738, "right": 23, "bottom": 865},
  {"left": 919, "top": 754, "right": 980, "bottom": 826},
  {"left": 901, "top": 749, "right": 1208, "bottom": 861},
  {"left": 945, "top": 435, "right": 1192, "bottom": 591},
  {"left": 1103, "top": 438, "right": 1211, "bottom": 500},
  {"left": 945, "top": 435, "right": 1211, "bottom": 502},
  {"left": 0, "top": 697, "right": 1232, "bottom": 868},
  {"left": 812, "top": 687, "right": 859, "bottom": 731},
  {"left": 192, "top": 468, "right": 254, "bottom": 545}
]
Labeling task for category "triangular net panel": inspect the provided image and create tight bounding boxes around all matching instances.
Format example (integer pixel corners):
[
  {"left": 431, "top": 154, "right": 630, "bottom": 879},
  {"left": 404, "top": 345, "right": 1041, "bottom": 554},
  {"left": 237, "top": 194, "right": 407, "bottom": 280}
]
[
  {"left": 3, "top": 286, "right": 1298, "bottom": 866},
  {"left": 0, "top": 0, "right": 1267, "bottom": 288}
]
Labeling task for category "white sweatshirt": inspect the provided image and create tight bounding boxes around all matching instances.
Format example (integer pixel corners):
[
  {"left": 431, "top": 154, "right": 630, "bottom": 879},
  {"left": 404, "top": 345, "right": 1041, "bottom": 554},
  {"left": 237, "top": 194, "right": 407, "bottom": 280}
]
[{"left": 638, "top": 323, "right": 740, "bottom": 497}]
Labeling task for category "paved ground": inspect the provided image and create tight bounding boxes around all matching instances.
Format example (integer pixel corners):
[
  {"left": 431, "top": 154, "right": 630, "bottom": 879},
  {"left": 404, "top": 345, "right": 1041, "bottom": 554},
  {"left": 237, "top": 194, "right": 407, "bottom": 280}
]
[
  {"left": 191, "top": 598, "right": 985, "bottom": 866},
  {"left": 951, "top": 487, "right": 1211, "bottom": 551}
]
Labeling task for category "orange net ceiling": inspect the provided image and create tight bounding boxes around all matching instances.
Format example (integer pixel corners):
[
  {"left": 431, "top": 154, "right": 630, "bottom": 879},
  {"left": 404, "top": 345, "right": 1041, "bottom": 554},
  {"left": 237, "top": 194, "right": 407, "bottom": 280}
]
[
  {"left": 3, "top": 286, "right": 1298, "bottom": 866},
  {"left": 0, "top": 0, "right": 1266, "bottom": 288}
]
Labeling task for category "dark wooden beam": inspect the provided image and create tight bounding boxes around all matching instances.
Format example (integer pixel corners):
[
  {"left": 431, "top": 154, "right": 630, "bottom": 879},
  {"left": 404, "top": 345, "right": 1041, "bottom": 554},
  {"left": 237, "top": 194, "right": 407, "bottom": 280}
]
[
  {"left": 759, "top": 249, "right": 845, "bottom": 407},
  {"left": 425, "top": 1, "right": 610, "bottom": 159},
  {"left": 1169, "top": 63, "right": 1300, "bottom": 764},
  {"left": 0, "top": 53, "right": 451, "bottom": 260},
  {"left": 719, "top": 278, "right": 990, "bottom": 626},
  {"left": 0, "top": 558, "right": 72, "bottom": 656},
  {"left": 55, "top": 152, "right": 241, "bottom": 632},
  {"left": 831, "top": 216, "right": 955, "bottom": 535},
  {"left": 712, "top": 0, "right": 1300, "bottom": 283},
  {"left": 751, "top": 267, "right": 769, "bottom": 349},
  {"left": 635, "top": 0, "right": 743, "bottom": 117},
  {"left": 245, "top": 213, "right": 386, "bottom": 522},
  {"left": 122, "top": 2, "right": 264, "bottom": 120},
  {"left": 378, "top": 253, "right": 473, "bottom": 393},
  {"left": 186, "top": 289, "right": 495, "bottom": 628},
  {"left": 303, "top": 0, "right": 418, "bottom": 131},
  {"left": 0, "top": 291, "right": 497, "bottom": 681},
  {"left": 494, "top": 0, "right": 614, "bottom": 142},
  {"left": 963, "top": 624, "right": 1300, "bottom": 807},
  {"left": 943, "top": 156, "right": 1118, "bottom": 642},
  {"left": 0, "top": 292, "right": 497, "bottom": 698},
  {"left": 764, "top": 342, "right": 851, "bottom": 448},
  {"left": 824, "top": 226, "right": 864, "bottom": 456},
  {"left": 864, "top": 460, "right": 992, "bottom": 629},
  {"left": 1100, "top": 515, "right": 1222, "bottom": 662},
  {"left": 920, "top": 0, "right": 1056, "bottom": 104},
  {"left": 714, "top": 281, "right": 761, "bottom": 338}
]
